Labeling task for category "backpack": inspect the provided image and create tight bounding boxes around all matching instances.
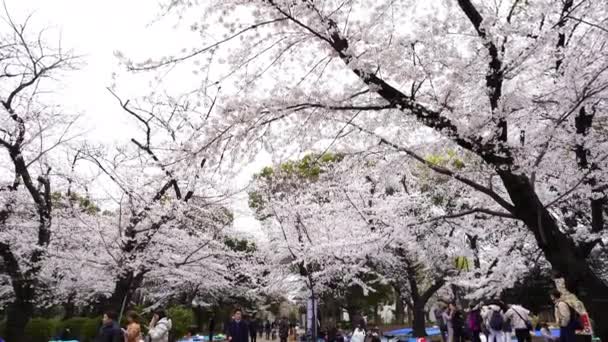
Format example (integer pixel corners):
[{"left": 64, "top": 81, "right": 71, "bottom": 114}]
[
  {"left": 453, "top": 311, "right": 465, "bottom": 330},
  {"left": 489, "top": 311, "right": 504, "bottom": 330},
  {"left": 566, "top": 303, "right": 583, "bottom": 330},
  {"left": 468, "top": 312, "right": 481, "bottom": 332}
]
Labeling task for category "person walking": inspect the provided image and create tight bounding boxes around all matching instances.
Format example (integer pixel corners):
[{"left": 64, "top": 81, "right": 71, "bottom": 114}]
[
  {"left": 210, "top": 314, "right": 216, "bottom": 342},
  {"left": 148, "top": 309, "right": 173, "bottom": 342},
  {"left": 505, "top": 304, "right": 532, "bottom": 342},
  {"left": 483, "top": 303, "right": 505, "bottom": 342},
  {"left": 96, "top": 310, "right": 124, "bottom": 342},
  {"left": 467, "top": 305, "right": 483, "bottom": 342},
  {"left": 350, "top": 324, "right": 366, "bottom": 342},
  {"left": 443, "top": 304, "right": 454, "bottom": 342},
  {"left": 550, "top": 290, "right": 575, "bottom": 342},
  {"left": 123, "top": 311, "right": 142, "bottom": 342},
  {"left": 500, "top": 302, "right": 513, "bottom": 342},
  {"left": 279, "top": 317, "right": 290, "bottom": 342},
  {"left": 228, "top": 309, "right": 249, "bottom": 342},
  {"left": 265, "top": 321, "right": 272, "bottom": 340},
  {"left": 450, "top": 303, "right": 465, "bottom": 342},
  {"left": 434, "top": 304, "right": 448, "bottom": 342},
  {"left": 250, "top": 316, "right": 259, "bottom": 342}
]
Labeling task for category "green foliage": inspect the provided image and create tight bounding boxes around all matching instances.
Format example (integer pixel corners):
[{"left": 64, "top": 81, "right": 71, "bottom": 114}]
[
  {"left": 454, "top": 256, "right": 470, "bottom": 271},
  {"left": 51, "top": 191, "right": 101, "bottom": 215},
  {"left": 419, "top": 150, "right": 468, "bottom": 205},
  {"left": 248, "top": 191, "right": 265, "bottom": 210},
  {"left": 259, "top": 166, "right": 274, "bottom": 179},
  {"left": 81, "top": 317, "right": 101, "bottom": 341},
  {"left": 58, "top": 317, "right": 97, "bottom": 341},
  {"left": 0, "top": 320, "right": 5, "bottom": 338},
  {"left": 24, "top": 318, "right": 60, "bottom": 342},
  {"left": 224, "top": 237, "right": 257, "bottom": 253},
  {"left": 255, "top": 152, "right": 344, "bottom": 182},
  {"left": 168, "top": 305, "right": 194, "bottom": 339},
  {"left": 425, "top": 150, "right": 465, "bottom": 170}
]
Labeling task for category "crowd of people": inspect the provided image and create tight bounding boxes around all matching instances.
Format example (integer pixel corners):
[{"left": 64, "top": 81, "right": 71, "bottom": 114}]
[
  {"left": 89, "top": 307, "right": 295, "bottom": 342},
  {"left": 91, "top": 309, "right": 172, "bottom": 342},
  {"left": 228, "top": 309, "right": 294, "bottom": 342},
  {"left": 55, "top": 288, "right": 584, "bottom": 342},
  {"left": 433, "top": 290, "right": 582, "bottom": 342}
]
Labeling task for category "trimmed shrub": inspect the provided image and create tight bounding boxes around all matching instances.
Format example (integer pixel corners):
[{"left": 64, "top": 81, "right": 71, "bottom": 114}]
[
  {"left": 81, "top": 317, "right": 101, "bottom": 342},
  {"left": 24, "top": 318, "right": 60, "bottom": 342},
  {"left": 58, "top": 317, "right": 90, "bottom": 340},
  {"left": 168, "top": 305, "right": 194, "bottom": 339}
]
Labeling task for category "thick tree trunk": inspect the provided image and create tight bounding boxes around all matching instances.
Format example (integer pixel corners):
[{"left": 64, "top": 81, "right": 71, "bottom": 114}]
[
  {"left": 108, "top": 270, "right": 145, "bottom": 312},
  {"left": 193, "top": 305, "right": 204, "bottom": 331},
  {"left": 393, "top": 287, "right": 405, "bottom": 325},
  {"left": 63, "top": 293, "right": 77, "bottom": 320},
  {"left": 411, "top": 300, "right": 427, "bottom": 337},
  {"left": 5, "top": 283, "right": 35, "bottom": 342},
  {"left": 499, "top": 171, "right": 608, "bottom": 342}
]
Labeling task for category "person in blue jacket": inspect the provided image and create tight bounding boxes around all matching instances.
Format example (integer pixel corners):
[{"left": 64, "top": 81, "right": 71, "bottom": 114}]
[
  {"left": 227, "top": 309, "right": 249, "bottom": 342},
  {"left": 95, "top": 310, "right": 123, "bottom": 342}
]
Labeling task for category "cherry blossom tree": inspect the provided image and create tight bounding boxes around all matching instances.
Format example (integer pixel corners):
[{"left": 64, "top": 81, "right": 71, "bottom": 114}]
[
  {"left": 78, "top": 86, "right": 262, "bottom": 312},
  {"left": 0, "top": 11, "right": 83, "bottom": 340},
  {"left": 248, "top": 151, "right": 533, "bottom": 336},
  {"left": 135, "top": 1, "right": 608, "bottom": 337}
]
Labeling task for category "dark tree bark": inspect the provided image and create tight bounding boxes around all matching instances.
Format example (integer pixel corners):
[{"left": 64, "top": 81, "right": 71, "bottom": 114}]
[
  {"left": 263, "top": 2, "right": 608, "bottom": 339},
  {"left": 403, "top": 258, "right": 446, "bottom": 337},
  {"left": 498, "top": 171, "right": 608, "bottom": 342},
  {"left": 393, "top": 285, "right": 405, "bottom": 325},
  {"left": 63, "top": 293, "right": 77, "bottom": 320},
  {"left": 107, "top": 270, "right": 146, "bottom": 312}
]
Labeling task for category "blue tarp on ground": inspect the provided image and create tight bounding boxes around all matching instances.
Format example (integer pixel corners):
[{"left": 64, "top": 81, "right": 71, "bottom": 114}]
[
  {"left": 384, "top": 327, "right": 561, "bottom": 339},
  {"left": 384, "top": 327, "right": 441, "bottom": 337}
]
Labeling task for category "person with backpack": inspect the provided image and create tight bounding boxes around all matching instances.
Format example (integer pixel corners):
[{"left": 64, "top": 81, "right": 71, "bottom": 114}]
[
  {"left": 483, "top": 304, "right": 505, "bottom": 342},
  {"left": 467, "top": 305, "right": 483, "bottom": 342},
  {"left": 550, "top": 290, "right": 578, "bottom": 342},
  {"left": 505, "top": 304, "right": 532, "bottom": 342}
]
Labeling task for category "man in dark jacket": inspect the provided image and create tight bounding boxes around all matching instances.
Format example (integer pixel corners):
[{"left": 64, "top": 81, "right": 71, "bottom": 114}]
[
  {"left": 249, "top": 316, "right": 259, "bottom": 342},
  {"left": 228, "top": 309, "right": 249, "bottom": 342},
  {"left": 279, "top": 317, "right": 289, "bottom": 342},
  {"left": 95, "top": 310, "right": 123, "bottom": 342}
]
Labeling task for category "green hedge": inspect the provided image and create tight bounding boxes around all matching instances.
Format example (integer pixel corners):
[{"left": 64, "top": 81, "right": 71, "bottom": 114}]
[
  {"left": 58, "top": 317, "right": 100, "bottom": 341},
  {"left": 24, "top": 318, "right": 61, "bottom": 342},
  {"left": 1, "top": 305, "right": 196, "bottom": 341},
  {"left": 168, "top": 305, "right": 194, "bottom": 339},
  {"left": 17, "top": 317, "right": 100, "bottom": 342}
]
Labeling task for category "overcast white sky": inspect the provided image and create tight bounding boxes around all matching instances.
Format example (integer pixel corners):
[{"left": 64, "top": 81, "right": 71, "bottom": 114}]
[{"left": 6, "top": 0, "right": 271, "bottom": 239}]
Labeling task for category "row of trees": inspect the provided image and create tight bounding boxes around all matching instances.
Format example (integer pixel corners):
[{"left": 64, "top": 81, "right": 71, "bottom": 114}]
[
  {"left": 0, "top": 13, "right": 267, "bottom": 341},
  {"left": 128, "top": 0, "right": 606, "bottom": 339},
  {"left": 2, "top": 0, "right": 607, "bottom": 340},
  {"left": 248, "top": 151, "right": 542, "bottom": 336}
]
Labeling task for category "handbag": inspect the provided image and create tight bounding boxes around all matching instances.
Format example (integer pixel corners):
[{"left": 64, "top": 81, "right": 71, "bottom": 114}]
[{"left": 513, "top": 307, "right": 533, "bottom": 331}]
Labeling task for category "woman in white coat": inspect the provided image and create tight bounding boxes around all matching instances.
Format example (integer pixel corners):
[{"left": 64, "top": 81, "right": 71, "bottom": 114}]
[
  {"left": 350, "top": 325, "right": 366, "bottom": 342},
  {"left": 148, "top": 309, "right": 173, "bottom": 342}
]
